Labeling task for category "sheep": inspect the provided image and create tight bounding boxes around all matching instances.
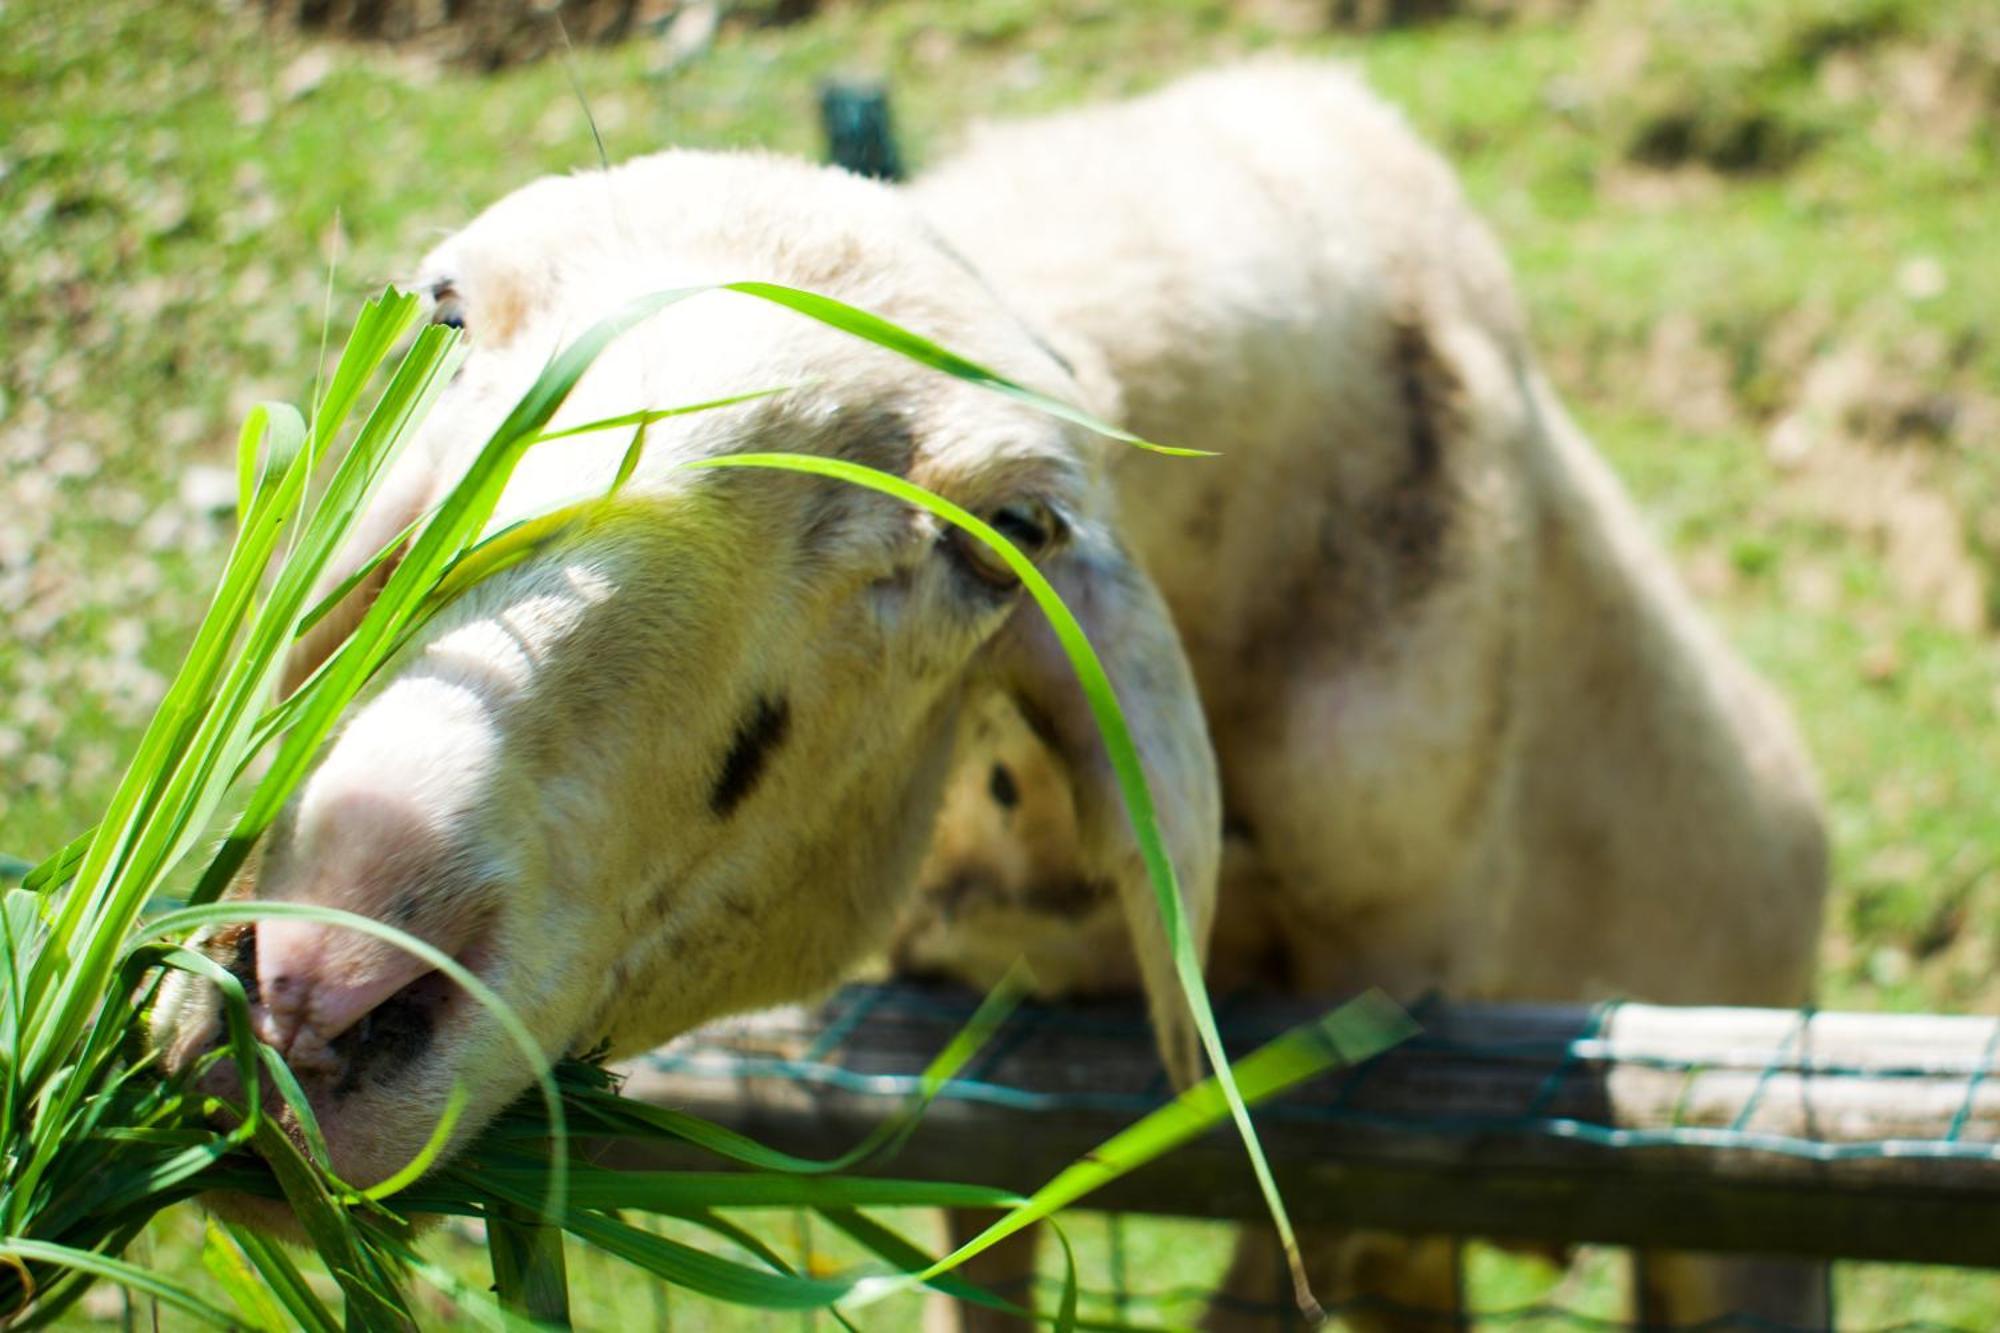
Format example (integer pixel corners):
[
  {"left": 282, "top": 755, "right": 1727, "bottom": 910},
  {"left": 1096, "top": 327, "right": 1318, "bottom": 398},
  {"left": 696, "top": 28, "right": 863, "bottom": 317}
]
[{"left": 151, "top": 59, "right": 1827, "bottom": 1327}]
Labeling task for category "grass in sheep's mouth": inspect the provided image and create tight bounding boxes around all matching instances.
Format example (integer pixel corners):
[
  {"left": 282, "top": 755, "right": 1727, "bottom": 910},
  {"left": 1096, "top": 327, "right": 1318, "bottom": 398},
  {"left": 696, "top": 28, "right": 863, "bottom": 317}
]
[
  {"left": 208, "top": 921, "right": 486, "bottom": 1100},
  {"left": 0, "top": 284, "right": 1408, "bottom": 1330}
]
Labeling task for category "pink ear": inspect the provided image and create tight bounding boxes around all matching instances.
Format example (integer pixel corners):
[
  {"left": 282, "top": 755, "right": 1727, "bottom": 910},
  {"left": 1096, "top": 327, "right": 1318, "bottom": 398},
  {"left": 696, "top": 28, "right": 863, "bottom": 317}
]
[
  {"left": 993, "top": 521, "right": 1220, "bottom": 1089},
  {"left": 282, "top": 463, "right": 436, "bottom": 697}
]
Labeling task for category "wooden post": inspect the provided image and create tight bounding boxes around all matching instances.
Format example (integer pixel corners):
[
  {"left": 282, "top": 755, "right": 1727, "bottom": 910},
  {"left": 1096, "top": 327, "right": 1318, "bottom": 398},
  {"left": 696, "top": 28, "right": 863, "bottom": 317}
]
[
  {"left": 489, "top": 1204, "right": 572, "bottom": 1327},
  {"left": 606, "top": 986, "right": 2000, "bottom": 1268}
]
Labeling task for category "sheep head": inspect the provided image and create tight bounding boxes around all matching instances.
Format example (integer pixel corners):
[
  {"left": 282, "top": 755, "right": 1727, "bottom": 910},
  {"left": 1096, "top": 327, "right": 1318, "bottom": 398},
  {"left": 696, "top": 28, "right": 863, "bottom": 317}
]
[{"left": 153, "top": 149, "right": 1218, "bottom": 1190}]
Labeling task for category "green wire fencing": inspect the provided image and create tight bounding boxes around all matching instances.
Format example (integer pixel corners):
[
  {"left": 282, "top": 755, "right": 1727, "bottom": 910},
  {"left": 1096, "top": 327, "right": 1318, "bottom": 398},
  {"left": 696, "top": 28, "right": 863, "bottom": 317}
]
[{"left": 600, "top": 982, "right": 2000, "bottom": 1330}]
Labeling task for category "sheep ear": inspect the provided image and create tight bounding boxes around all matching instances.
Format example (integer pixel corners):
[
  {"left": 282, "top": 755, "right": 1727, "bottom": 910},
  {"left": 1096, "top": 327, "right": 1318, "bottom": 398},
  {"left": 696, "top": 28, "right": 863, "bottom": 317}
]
[
  {"left": 996, "top": 522, "right": 1221, "bottom": 1090},
  {"left": 280, "top": 463, "right": 434, "bottom": 697}
]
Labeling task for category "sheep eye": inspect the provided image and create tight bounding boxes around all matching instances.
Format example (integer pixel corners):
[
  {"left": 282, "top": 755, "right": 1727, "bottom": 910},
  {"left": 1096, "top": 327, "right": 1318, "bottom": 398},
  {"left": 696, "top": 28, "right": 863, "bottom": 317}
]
[{"left": 947, "top": 498, "right": 1061, "bottom": 590}]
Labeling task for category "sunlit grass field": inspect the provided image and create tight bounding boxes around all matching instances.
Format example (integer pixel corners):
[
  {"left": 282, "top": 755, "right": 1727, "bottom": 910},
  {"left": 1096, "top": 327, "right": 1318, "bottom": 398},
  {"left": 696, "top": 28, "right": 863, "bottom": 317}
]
[{"left": 4, "top": 0, "right": 1997, "bottom": 1324}]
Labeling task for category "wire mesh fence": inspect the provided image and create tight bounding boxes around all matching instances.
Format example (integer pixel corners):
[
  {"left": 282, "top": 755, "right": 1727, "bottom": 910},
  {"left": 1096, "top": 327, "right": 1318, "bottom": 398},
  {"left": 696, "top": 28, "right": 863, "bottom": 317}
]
[
  {"left": 628, "top": 984, "right": 2000, "bottom": 1162},
  {"left": 595, "top": 982, "right": 2000, "bottom": 1330}
]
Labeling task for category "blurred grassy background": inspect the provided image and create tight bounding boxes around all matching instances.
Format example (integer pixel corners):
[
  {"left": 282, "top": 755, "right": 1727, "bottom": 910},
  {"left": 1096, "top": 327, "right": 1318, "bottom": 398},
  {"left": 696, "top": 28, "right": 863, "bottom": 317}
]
[{"left": 3, "top": 0, "right": 1996, "bottom": 1325}]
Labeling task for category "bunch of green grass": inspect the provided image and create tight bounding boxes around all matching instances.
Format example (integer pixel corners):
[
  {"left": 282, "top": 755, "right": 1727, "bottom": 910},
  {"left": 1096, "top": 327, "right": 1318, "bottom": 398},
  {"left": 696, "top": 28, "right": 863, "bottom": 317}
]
[{"left": 0, "top": 284, "right": 1410, "bottom": 1328}]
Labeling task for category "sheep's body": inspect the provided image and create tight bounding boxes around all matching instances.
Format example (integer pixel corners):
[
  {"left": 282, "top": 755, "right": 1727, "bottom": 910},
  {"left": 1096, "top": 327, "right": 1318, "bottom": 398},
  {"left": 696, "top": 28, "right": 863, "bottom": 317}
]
[
  {"left": 897, "top": 66, "right": 1828, "bottom": 1329},
  {"left": 908, "top": 65, "right": 1823, "bottom": 1009}
]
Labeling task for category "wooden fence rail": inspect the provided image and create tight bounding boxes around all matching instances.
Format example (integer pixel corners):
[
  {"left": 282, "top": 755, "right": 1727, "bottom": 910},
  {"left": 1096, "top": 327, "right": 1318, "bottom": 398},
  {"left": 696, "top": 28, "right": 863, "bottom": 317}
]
[{"left": 606, "top": 986, "right": 2000, "bottom": 1269}]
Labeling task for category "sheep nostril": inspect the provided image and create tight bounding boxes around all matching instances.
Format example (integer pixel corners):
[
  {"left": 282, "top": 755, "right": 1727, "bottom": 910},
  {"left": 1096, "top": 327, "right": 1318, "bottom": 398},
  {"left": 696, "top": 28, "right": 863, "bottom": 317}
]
[{"left": 254, "top": 918, "right": 452, "bottom": 1056}]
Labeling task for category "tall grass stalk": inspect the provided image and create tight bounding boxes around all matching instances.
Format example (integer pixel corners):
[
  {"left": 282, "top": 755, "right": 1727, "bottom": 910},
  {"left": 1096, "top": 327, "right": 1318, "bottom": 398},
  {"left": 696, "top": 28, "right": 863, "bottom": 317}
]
[{"left": 0, "top": 285, "right": 1409, "bottom": 1328}]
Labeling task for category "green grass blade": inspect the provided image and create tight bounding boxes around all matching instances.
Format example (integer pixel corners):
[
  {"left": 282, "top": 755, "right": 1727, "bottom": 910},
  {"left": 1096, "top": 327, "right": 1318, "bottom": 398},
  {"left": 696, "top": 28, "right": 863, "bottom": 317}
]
[
  {"left": 235, "top": 402, "right": 307, "bottom": 529},
  {"left": 246, "top": 1114, "right": 413, "bottom": 1327},
  {"left": 223, "top": 1225, "right": 343, "bottom": 1333},
  {"left": 0, "top": 889, "right": 43, "bottom": 1132},
  {"left": 487, "top": 1204, "right": 570, "bottom": 1327},
  {"left": 10, "top": 948, "right": 253, "bottom": 1243},
  {"left": 22, "top": 292, "right": 438, "bottom": 1095},
  {"left": 856, "top": 992, "right": 1416, "bottom": 1308},
  {"left": 195, "top": 287, "right": 700, "bottom": 906},
  {"left": 292, "top": 509, "right": 428, "bottom": 643},
  {"left": 414, "top": 500, "right": 599, "bottom": 616},
  {"left": 19, "top": 831, "right": 90, "bottom": 895},
  {"left": 1051, "top": 1222, "right": 1081, "bottom": 1333},
  {"left": 445, "top": 1166, "right": 1020, "bottom": 1214},
  {"left": 472, "top": 1177, "right": 855, "bottom": 1312},
  {"left": 167, "top": 320, "right": 462, "bottom": 910},
  {"left": 352, "top": 1082, "right": 468, "bottom": 1204},
  {"left": 525, "top": 383, "right": 803, "bottom": 446},
  {"left": 59, "top": 290, "right": 417, "bottom": 902},
  {"left": 661, "top": 1206, "right": 808, "bottom": 1288},
  {"left": 2, "top": 1218, "right": 152, "bottom": 1331},
  {"left": 0, "top": 1238, "right": 244, "bottom": 1329},
  {"left": 815, "top": 1208, "right": 1040, "bottom": 1327},
  {"left": 501, "top": 1091, "right": 863, "bottom": 1176},
  {"left": 398, "top": 1246, "right": 546, "bottom": 1333},
  {"left": 716, "top": 283, "right": 1211, "bottom": 457},
  {"left": 201, "top": 1221, "right": 292, "bottom": 1333},
  {"left": 821, "top": 1208, "right": 1143, "bottom": 1333},
  {"left": 557, "top": 1212, "right": 846, "bottom": 1311}
]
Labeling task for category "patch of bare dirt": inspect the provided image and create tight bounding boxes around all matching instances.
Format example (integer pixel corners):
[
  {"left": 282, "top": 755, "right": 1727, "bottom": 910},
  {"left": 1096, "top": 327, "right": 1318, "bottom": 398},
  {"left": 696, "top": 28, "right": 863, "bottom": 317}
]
[
  {"left": 1638, "top": 312, "right": 1740, "bottom": 435},
  {"left": 1823, "top": 35, "right": 2000, "bottom": 156},
  {"left": 1236, "top": 0, "right": 1581, "bottom": 37},
  {"left": 1595, "top": 163, "right": 1727, "bottom": 212},
  {"left": 263, "top": 0, "right": 813, "bottom": 68},
  {"left": 1578, "top": 0, "right": 1997, "bottom": 175},
  {"left": 1766, "top": 343, "right": 1990, "bottom": 634}
]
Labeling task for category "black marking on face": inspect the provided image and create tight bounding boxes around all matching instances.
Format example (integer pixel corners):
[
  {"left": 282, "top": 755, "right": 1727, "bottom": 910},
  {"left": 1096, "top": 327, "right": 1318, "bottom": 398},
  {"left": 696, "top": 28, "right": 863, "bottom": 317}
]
[
  {"left": 988, "top": 763, "right": 1020, "bottom": 810},
  {"left": 710, "top": 694, "right": 792, "bottom": 817},
  {"left": 1023, "top": 876, "right": 1115, "bottom": 921}
]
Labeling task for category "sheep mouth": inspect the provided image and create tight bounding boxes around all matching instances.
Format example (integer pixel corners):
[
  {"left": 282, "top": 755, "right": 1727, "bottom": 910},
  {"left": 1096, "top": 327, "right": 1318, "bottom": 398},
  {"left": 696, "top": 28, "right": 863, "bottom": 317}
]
[
  {"left": 195, "top": 922, "right": 489, "bottom": 1108},
  {"left": 153, "top": 922, "right": 518, "bottom": 1210},
  {"left": 322, "top": 965, "right": 460, "bottom": 1100}
]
